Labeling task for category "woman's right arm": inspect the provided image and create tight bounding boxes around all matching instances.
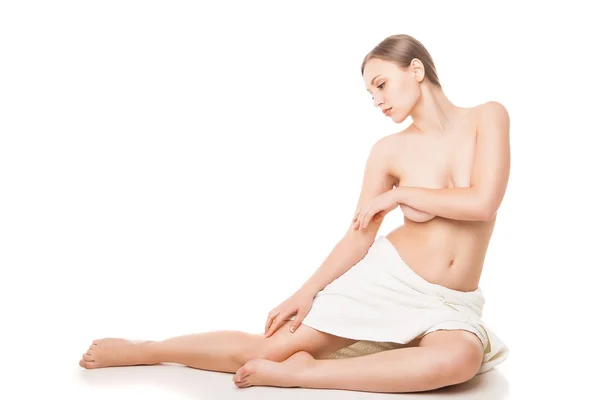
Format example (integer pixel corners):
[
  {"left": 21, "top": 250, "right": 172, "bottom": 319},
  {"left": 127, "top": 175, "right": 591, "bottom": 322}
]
[
  {"left": 265, "top": 234, "right": 374, "bottom": 337},
  {"left": 296, "top": 235, "right": 372, "bottom": 296},
  {"left": 267, "top": 139, "right": 398, "bottom": 335},
  {"left": 297, "top": 138, "right": 396, "bottom": 297},
  {"left": 295, "top": 202, "right": 436, "bottom": 297}
]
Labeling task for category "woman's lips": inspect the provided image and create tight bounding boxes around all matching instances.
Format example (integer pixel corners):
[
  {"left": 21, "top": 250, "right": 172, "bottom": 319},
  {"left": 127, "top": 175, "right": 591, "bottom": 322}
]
[{"left": 384, "top": 108, "right": 392, "bottom": 116}]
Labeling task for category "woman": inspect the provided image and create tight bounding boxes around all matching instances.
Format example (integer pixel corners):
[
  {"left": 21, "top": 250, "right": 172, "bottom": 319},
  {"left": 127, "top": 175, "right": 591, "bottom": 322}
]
[{"left": 79, "top": 34, "right": 510, "bottom": 393}]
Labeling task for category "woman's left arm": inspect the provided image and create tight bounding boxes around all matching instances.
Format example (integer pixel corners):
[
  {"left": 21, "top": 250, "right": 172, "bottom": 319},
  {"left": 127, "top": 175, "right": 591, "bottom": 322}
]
[{"left": 394, "top": 102, "right": 511, "bottom": 221}]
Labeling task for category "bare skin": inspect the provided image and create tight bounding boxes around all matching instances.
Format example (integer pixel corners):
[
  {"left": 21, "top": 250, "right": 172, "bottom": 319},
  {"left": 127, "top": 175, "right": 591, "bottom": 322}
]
[
  {"left": 80, "top": 55, "right": 510, "bottom": 394},
  {"left": 79, "top": 321, "right": 357, "bottom": 371},
  {"left": 228, "top": 56, "right": 509, "bottom": 391},
  {"left": 386, "top": 106, "right": 494, "bottom": 293},
  {"left": 233, "top": 331, "right": 484, "bottom": 392}
]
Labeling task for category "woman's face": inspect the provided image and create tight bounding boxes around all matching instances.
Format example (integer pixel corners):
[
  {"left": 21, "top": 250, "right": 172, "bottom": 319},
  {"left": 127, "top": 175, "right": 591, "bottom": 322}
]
[{"left": 363, "top": 58, "right": 422, "bottom": 124}]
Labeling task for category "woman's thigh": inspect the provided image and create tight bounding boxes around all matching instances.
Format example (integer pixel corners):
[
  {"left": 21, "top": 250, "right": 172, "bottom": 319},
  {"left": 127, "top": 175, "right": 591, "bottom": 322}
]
[{"left": 245, "top": 320, "right": 357, "bottom": 362}]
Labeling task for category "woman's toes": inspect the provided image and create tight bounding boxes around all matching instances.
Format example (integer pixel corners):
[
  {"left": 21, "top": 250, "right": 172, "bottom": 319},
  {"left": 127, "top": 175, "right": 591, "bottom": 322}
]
[
  {"left": 234, "top": 361, "right": 258, "bottom": 384},
  {"left": 234, "top": 352, "right": 316, "bottom": 388},
  {"left": 234, "top": 379, "right": 246, "bottom": 388},
  {"left": 79, "top": 357, "right": 97, "bottom": 369},
  {"left": 78, "top": 338, "right": 155, "bottom": 369},
  {"left": 234, "top": 366, "right": 248, "bottom": 382},
  {"left": 234, "top": 359, "right": 278, "bottom": 388}
]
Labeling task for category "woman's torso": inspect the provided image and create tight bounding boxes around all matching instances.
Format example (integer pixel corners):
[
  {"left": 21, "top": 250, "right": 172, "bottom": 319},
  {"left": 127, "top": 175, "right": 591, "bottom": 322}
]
[{"left": 384, "top": 105, "right": 495, "bottom": 292}]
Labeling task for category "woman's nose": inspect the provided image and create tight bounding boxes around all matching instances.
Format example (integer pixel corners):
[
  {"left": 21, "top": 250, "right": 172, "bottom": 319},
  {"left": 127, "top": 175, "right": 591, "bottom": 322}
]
[{"left": 373, "top": 95, "right": 384, "bottom": 108}]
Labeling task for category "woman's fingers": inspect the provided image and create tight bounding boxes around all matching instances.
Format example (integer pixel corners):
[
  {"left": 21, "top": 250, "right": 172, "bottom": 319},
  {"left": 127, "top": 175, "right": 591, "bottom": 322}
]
[
  {"left": 353, "top": 208, "right": 362, "bottom": 229},
  {"left": 264, "top": 310, "right": 279, "bottom": 334},
  {"left": 265, "top": 313, "right": 287, "bottom": 338},
  {"left": 363, "top": 209, "right": 374, "bottom": 228},
  {"left": 364, "top": 205, "right": 380, "bottom": 228},
  {"left": 358, "top": 206, "right": 368, "bottom": 229},
  {"left": 264, "top": 316, "right": 272, "bottom": 334},
  {"left": 290, "top": 308, "right": 308, "bottom": 333},
  {"left": 352, "top": 207, "right": 362, "bottom": 222},
  {"left": 354, "top": 203, "right": 385, "bottom": 229}
]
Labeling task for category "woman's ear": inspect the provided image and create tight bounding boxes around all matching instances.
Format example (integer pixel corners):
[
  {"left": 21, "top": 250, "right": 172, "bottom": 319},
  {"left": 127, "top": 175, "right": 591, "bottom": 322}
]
[{"left": 411, "top": 58, "right": 425, "bottom": 83}]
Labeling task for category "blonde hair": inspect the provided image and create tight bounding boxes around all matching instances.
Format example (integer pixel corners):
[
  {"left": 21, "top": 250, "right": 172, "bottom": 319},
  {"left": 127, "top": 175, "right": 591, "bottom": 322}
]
[{"left": 361, "top": 34, "right": 442, "bottom": 89}]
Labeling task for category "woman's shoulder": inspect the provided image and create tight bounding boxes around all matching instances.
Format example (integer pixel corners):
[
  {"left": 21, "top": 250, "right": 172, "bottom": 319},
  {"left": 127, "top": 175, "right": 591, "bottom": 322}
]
[
  {"left": 378, "top": 101, "right": 507, "bottom": 144},
  {"left": 478, "top": 100, "right": 508, "bottom": 110},
  {"left": 473, "top": 101, "right": 509, "bottom": 121},
  {"left": 459, "top": 101, "right": 506, "bottom": 123}
]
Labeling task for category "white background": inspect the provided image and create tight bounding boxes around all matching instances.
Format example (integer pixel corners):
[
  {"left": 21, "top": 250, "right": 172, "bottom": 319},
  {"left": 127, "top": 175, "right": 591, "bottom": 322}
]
[{"left": 1, "top": 1, "right": 598, "bottom": 399}]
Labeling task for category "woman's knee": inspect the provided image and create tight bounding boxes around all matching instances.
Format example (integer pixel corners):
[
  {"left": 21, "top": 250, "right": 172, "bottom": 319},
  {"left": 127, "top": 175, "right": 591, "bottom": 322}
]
[{"left": 437, "top": 341, "right": 483, "bottom": 384}]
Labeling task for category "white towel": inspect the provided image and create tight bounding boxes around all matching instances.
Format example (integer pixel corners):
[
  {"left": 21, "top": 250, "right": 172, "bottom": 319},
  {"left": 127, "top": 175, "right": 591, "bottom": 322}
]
[{"left": 294, "top": 235, "right": 509, "bottom": 375}]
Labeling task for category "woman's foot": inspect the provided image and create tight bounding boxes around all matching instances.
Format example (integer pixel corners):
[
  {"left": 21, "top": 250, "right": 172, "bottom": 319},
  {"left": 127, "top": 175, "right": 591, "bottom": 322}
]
[
  {"left": 232, "top": 351, "right": 317, "bottom": 389},
  {"left": 79, "top": 338, "right": 157, "bottom": 369}
]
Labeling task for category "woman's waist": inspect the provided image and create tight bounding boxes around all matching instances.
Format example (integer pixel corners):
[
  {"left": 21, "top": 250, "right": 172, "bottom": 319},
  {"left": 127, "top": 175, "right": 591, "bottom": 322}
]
[
  {"left": 388, "top": 218, "right": 492, "bottom": 250},
  {"left": 384, "top": 223, "right": 492, "bottom": 291}
]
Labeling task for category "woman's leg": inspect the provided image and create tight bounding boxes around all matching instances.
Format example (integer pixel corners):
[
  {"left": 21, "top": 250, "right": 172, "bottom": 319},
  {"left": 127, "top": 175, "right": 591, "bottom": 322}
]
[
  {"left": 233, "top": 330, "right": 484, "bottom": 393},
  {"left": 79, "top": 320, "right": 357, "bottom": 373}
]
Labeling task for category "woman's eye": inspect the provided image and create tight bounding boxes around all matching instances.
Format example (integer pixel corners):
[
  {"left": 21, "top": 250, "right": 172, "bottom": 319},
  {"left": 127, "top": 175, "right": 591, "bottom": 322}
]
[{"left": 370, "top": 82, "right": 385, "bottom": 99}]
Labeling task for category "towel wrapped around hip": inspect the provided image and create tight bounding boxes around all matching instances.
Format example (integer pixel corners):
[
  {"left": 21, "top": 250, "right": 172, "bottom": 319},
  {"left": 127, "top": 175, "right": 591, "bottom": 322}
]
[{"left": 289, "top": 235, "right": 509, "bottom": 375}]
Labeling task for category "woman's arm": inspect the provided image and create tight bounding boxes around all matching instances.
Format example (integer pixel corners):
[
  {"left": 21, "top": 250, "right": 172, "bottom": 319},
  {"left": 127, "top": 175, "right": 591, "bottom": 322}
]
[
  {"left": 393, "top": 183, "right": 436, "bottom": 222},
  {"left": 394, "top": 102, "right": 510, "bottom": 221},
  {"left": 395, "top": 186, "right": 489, "bottom": 221},
  {"left": 296, "top": 235, "right": 371, "bottom": 296},
  {"left": 296, "top": 138, "right": 393, "bottom": 296}
]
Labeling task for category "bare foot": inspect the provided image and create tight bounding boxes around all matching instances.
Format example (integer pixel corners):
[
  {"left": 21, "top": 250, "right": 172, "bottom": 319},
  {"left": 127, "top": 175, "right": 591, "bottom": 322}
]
[
  {"left": 232, "top": 351, "right": 317, "bottom": 389},
  {"left": 79, "top": 338, "right": 157, "bottom": 369}
]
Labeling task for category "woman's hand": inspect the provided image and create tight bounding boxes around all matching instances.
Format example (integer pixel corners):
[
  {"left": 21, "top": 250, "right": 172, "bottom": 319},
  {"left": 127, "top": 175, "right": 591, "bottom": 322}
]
[
  {"left": 264, "top": 289, "right": 315, "bottom": 337},
  {"left": 353, "top": 188, "right": 400, "bottom": 230}
]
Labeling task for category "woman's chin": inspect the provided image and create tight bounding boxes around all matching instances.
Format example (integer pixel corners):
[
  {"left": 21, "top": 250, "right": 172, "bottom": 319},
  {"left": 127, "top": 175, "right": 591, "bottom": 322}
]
[{"left": 389, "top": 112, "right": 407, "bottom": 124}]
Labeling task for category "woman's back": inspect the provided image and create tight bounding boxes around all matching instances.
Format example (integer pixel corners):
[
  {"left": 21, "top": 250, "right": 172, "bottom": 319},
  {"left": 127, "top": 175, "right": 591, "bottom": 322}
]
[{"left": 384, "top": 104, "right": 495, "bottom": 292}]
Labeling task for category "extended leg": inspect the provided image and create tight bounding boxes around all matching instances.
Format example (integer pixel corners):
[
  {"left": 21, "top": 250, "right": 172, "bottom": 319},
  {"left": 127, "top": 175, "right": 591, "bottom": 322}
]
[
  {"left": 234, "top": 330, "right": 484, "bottom": 393},
  {"left": 79, "top": 320, "right": 356, "bottom": 373}
]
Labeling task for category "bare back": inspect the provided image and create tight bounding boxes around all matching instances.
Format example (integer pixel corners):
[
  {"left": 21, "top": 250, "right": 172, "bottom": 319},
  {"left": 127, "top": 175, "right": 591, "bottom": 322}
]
[{"left": 385, "top": 105, "right": 494, "bottom": 292}]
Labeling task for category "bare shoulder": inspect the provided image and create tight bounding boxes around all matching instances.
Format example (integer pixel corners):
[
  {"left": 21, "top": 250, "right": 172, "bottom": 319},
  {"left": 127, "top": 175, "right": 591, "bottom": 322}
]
[
  {"left": 372, "top": 131, "right": 405, "bottom": 158},
  {"left": 473, "top": 101, "right": 510, "bottom": 124}
]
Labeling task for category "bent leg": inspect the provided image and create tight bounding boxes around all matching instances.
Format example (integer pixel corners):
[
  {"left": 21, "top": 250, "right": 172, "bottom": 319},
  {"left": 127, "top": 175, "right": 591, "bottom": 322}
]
[
  {"left": 80, "top": 321, "right": 356, "bottom": 373},
  {"left": 235, "top": 330, "right": 484, "bottom": 393}
]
